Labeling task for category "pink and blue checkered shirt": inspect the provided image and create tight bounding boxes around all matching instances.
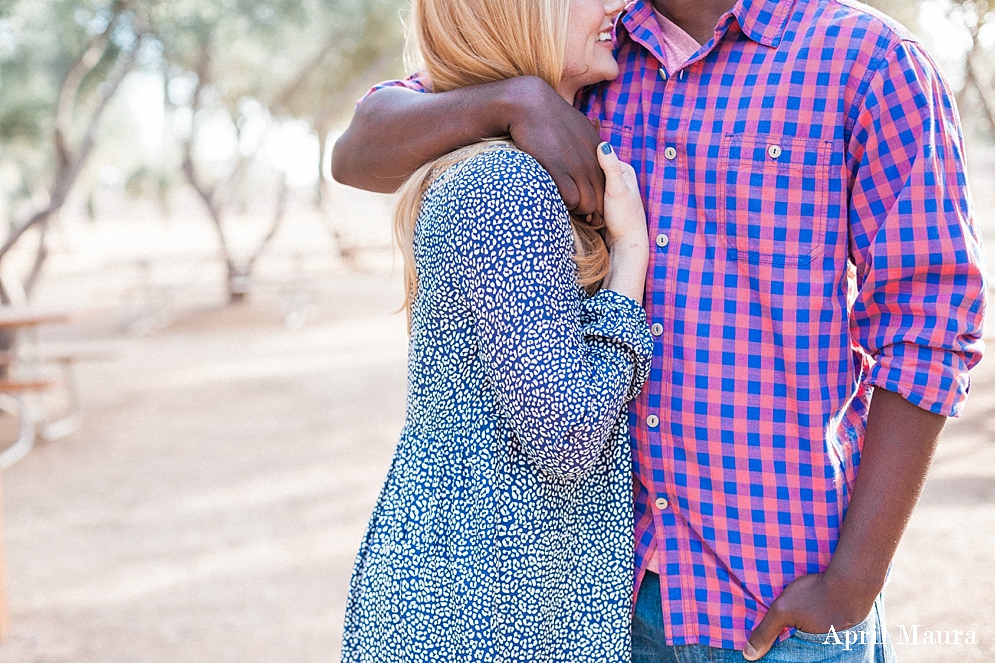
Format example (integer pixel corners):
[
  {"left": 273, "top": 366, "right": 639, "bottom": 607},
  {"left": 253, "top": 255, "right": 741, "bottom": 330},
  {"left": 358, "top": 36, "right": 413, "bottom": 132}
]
[{"left": 363, "top": 0, "right": 987, "bottom": 650}]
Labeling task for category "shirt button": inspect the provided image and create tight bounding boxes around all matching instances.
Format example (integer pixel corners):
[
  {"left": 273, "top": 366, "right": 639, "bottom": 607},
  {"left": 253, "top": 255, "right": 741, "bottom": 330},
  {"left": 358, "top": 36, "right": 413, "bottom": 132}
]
[
  {"left": 664, "top": 146, "right": 678, "bottom": 160},
  {"left": 768, "top": 144, "right": 782, "bottom": 159},
  {"left": 656, "top": 233, "right": 669, "bottom": 248},
  {"left": 678, "top": 69, "right": 687, "bottom": 81},
  {"left": 655, "top": 497, "right": 669, "bottom": 510},
  {"left": 651, "top": 323, "right": 663, "bottom": 336},
  {"left": 659, "top": 67, "right": 668, "bottom": 81},
  {"left": 646, "top": 414, "right": 660, "bottom": 428}
]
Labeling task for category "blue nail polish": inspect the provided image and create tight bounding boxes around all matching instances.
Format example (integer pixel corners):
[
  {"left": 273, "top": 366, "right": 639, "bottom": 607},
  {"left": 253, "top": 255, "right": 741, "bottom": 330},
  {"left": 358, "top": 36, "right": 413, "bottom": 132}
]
[{"left": 600, "top": 142, "right": 613, "bottom": 155}]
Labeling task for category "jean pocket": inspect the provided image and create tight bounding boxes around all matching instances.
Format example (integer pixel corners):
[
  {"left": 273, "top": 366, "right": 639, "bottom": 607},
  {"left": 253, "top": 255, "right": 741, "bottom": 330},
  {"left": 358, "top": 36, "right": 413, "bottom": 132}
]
[
  {"left": 717, "top": 133, "right": 832, "bottom": 267},
  {"left": 792, "top": 612, "right": 874, "bottom": 645}
]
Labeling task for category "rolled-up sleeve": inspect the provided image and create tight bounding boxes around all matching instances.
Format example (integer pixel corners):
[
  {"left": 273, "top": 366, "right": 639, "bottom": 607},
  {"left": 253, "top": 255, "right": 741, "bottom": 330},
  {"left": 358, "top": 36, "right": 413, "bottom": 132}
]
[
  {"left": 847, "top": 40, "right": 988, "bottom": 417},
  {"left": 356, "top": 73, "right": 429, "bottom": 108}
]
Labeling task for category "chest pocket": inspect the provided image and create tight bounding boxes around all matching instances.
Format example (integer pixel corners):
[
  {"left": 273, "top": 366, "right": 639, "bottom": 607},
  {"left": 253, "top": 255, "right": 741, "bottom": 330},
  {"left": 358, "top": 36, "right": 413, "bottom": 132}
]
[
  {"left": 598, "top": 121, "right": 633, "bottom": 164},
  {"left": 718, "top": 134, "right": 832, "bottom": 266}
]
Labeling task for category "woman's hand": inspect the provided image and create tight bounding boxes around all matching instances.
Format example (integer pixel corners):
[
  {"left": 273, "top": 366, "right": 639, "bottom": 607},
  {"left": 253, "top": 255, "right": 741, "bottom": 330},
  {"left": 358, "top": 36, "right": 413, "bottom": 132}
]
[{"left": 597, "top": 142, "right": 649, "bottom": 303}]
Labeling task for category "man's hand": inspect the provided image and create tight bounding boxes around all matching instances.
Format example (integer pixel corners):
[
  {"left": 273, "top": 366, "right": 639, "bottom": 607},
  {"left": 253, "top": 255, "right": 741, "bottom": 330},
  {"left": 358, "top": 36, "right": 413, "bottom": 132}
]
[
  {"left": 743, "top": 572, "right": 876, "bottom": 660},
  {"left": 507, "top": 77, "right": 605, "bottom": 219}
]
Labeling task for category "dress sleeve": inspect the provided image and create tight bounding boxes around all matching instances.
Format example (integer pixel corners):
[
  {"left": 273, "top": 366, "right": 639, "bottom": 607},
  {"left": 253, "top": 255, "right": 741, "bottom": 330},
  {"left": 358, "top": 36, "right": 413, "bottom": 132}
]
[
  {"left": 449, "top": 149, "right": 653, "bottom": 481},
  {"left": 846, "top": 40, "right": 988, "bottom": 417}
]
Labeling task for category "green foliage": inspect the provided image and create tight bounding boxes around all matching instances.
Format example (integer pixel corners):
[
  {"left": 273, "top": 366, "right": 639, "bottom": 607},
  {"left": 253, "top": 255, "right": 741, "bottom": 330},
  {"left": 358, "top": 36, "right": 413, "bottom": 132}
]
[
  {"left": 156, "top": 0, "right": 405, "bottom": 122},
  {"left": 0, "top": 0, "right": 406, "bottom": 146},
  {"left": 0, "top": 0, "right": 407, "bottom": 217},
  {"left": 0, "top": 0, "right": 145, "bottom": 201}
]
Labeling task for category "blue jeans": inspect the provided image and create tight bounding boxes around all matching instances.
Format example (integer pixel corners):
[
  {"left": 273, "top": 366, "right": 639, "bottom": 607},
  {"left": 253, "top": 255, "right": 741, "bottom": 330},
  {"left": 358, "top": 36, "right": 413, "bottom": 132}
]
[{"left": 632, "top": 572, "right": 898, "bottom": 663}]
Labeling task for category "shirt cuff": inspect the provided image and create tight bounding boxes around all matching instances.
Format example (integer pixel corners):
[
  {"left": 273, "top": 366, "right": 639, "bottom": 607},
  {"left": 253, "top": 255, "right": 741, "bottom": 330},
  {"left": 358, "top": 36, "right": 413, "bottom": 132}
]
[{"left": 867, "top": 342, "right": 976, "bottom": 417}]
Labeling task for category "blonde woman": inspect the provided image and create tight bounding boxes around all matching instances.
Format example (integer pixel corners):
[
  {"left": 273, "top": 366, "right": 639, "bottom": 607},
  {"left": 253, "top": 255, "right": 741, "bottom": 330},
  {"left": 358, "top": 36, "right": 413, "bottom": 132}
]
[{"left": 341, "top": 0, "right": 651, "bottom": 660}]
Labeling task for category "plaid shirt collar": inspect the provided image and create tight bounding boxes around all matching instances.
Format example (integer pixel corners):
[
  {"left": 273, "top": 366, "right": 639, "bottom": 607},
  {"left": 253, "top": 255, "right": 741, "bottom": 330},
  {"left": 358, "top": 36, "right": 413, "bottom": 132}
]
[
  {"left": 732, "top": 0, "right": 796, "bottom": 46},
  {"left": 618, "top": 0, "right": 796, "bottom": 56}
]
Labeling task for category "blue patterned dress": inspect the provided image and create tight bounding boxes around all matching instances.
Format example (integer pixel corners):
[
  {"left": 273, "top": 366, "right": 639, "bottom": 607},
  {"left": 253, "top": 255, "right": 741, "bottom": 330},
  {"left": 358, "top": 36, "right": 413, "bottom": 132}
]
[{"left": 342, "top": 145, "right": 653, "bottom": 662}]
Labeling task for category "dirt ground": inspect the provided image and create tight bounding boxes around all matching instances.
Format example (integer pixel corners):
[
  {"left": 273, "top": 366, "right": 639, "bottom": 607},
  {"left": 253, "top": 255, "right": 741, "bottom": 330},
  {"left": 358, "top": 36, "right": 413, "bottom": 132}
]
[{"left": 0, "top": 183, "right": 992, "bottom": 662}]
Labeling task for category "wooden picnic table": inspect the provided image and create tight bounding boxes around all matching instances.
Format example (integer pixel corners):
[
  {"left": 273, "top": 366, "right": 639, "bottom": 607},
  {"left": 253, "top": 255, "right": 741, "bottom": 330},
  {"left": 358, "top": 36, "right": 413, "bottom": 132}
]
[
  {"left": 0, "top": 306, "right": 81, "bottom": 467},
  {"left": 0, "top": 305, "right": 82, "bottom": 641},
  {"left": 0, "top": 307, "right": 79, "bottom": 329}
]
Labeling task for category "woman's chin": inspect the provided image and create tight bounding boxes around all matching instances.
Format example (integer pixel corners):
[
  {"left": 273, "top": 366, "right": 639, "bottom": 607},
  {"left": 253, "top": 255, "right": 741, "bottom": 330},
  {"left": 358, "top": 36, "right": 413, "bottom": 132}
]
[
  {"left": 563, "top": 63, "right": 621, "bottom": 96},
  {"left": 594, "top": 63, "right": 620, "bottom": 84}
]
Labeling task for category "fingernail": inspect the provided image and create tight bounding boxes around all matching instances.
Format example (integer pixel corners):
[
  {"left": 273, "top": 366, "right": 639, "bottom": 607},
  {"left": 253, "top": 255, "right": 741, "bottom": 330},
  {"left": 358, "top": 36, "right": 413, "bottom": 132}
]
[
  {"left": 743, "top": 643, "right": 759, "bottom": 660},
  {"left": 600, "top": 142, "right": 613, "bottom": 155}
]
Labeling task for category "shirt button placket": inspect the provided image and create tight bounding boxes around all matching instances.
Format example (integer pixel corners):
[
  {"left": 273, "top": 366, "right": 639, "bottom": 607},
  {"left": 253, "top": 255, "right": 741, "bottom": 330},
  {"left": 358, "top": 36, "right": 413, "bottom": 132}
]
[
  {"left": 647, "top": 63, "right": 680, "bottom": 607},
  {"left": 653, "top": 57, "right": 687, "bottom": 626}
]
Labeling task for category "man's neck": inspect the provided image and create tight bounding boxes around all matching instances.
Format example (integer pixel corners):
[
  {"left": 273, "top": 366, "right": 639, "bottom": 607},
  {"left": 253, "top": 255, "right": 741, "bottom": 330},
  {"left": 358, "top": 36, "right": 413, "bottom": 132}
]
[{"left": 651, "top": 0, "right": 738, "bottom": 45}]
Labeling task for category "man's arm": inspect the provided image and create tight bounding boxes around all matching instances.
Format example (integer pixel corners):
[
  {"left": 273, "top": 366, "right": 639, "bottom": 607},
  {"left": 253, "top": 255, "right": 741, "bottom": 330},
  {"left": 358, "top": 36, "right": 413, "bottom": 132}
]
[
  {"left": 330, "top": 76, "right": 607, "bottom": 217},
  {"left": 745, "top": 39, "right": 987, "bottom": 660}
]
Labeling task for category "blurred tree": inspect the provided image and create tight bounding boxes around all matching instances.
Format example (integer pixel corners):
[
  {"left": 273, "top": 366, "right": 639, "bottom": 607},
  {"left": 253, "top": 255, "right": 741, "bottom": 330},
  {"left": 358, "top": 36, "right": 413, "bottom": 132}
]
[
  {"left": 947, "top": 0, "right": 995, "bottom": 132},
  {"left": 867, "top": 0, "right": 995, "bottom": 140},
  {"left": 0, "top": 0, "right": 148, "bottom": 298},
  {"left": 11, "top": 0, "right": 978, "bottom": 309},
  {"left": 153, "top": 0, "right": 404, "bottom": 302},
  {"left": 865, "top": 0, "right": 921, "bottom": 31}
]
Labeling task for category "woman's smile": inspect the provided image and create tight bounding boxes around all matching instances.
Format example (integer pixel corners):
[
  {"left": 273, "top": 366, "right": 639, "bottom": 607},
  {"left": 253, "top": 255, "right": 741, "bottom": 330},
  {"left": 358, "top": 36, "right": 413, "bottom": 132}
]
[{"left": 558, "top": 0, "right": 626, "bottom": 101}]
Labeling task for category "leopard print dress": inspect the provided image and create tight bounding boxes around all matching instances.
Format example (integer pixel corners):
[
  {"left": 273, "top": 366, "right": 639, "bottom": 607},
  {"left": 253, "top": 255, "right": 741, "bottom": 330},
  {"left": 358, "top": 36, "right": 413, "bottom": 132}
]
[{"left": 342, "top": 145, "right": 653, "bottom": 663}]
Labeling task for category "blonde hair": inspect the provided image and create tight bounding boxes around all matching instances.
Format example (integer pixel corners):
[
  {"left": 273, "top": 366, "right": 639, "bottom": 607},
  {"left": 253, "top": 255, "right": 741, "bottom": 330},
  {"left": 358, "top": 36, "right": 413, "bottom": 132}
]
[{"left": 394, "top": 0, "right": 610, "bottom": 315}]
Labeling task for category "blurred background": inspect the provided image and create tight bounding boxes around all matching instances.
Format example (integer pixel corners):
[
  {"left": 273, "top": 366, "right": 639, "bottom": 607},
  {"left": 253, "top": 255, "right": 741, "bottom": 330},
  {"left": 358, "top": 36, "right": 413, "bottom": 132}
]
[{"left": 0, "top": 0, "right": 990, "bottom": 661}]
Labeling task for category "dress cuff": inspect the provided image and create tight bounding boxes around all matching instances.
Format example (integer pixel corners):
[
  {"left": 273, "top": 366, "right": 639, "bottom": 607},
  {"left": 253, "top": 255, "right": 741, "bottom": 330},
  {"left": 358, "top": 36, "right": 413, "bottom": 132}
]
[{"left": 581, "top": 289, "right": 654, "bottom": 402}]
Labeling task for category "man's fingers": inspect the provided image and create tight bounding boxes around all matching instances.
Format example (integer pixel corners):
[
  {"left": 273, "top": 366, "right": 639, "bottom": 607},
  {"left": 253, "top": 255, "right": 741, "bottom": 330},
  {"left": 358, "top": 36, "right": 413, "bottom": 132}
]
[
  {"left": 574, "top": 178, "right": 599, "bottom": 218},
  {"left": 520, "top": 128, "right": 603, "bottom": 217},
  {"left": 549, "top": 154, "right": 599, "bottom": 217},
  {"left": 587, "top": 211, "right": 606, "bottom": 229},
  {"left": 567, "top": 154, "right": 603, "bottom": 218},
  {"left": 555, "top": 173, "right": 582, "bottom": 213},
  {"left": 744, "top": 607, "right": 787, "bottom": 661}
]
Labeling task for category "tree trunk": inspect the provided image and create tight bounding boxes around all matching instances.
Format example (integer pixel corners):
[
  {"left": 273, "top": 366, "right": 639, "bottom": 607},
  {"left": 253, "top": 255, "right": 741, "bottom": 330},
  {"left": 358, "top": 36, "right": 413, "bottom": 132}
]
[
  {"left": 315, "top": 129, "right": 328, "bottom": 210},
  {"left": 226, "top": 264, "right": 250, "bottom": 304},
  {"left": 0, "top": 9, "right": 144, "bottom": 295}
]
